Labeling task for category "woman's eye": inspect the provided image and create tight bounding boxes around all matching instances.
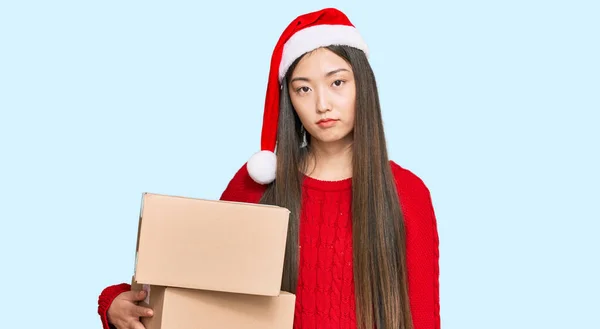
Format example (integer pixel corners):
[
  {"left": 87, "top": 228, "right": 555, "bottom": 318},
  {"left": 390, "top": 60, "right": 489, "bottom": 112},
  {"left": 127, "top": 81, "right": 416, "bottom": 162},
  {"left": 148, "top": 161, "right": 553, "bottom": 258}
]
[
  {"left": 297, "top": 86, "right": 310, "bottom": 93},
  {"left": 333, "top": 80, "right": 344, "bottom": 87}
]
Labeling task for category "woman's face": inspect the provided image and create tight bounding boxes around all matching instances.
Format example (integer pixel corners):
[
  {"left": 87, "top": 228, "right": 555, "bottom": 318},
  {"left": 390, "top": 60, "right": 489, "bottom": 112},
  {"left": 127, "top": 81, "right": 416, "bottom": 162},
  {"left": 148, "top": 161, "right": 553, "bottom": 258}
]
[{"left": 288, "top": 48, "right": 356, "bottom": 145}]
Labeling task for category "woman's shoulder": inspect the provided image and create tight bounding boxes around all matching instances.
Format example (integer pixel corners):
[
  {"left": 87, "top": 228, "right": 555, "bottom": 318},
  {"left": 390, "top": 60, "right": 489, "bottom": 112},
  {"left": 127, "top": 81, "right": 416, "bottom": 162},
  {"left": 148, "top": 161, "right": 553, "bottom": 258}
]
[
  {"left": 388, "top": 160, "right": 438, "bottom": 231},
  {"left": 219, "top": 162, "right": 267, "bottom": 204},
  {"left": 388, "top": 160, "right": 433, "bottom": 201}
]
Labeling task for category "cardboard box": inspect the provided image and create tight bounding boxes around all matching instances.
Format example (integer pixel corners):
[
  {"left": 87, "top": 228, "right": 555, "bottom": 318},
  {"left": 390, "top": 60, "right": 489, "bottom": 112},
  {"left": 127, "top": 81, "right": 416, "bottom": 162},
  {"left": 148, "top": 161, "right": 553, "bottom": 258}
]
[
  {"left": 134, "top": 192, "right": 290, "bottom": 296},
  {"left": 132, "top": 279, "right": 296, "bottom": 329}
]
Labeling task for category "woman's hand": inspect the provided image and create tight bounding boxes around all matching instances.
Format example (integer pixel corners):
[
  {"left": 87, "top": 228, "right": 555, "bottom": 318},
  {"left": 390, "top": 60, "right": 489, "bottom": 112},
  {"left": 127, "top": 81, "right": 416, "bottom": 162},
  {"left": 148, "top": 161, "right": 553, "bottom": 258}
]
[{"left": 107, "top": 290, "right": 154, "bottom": 329}]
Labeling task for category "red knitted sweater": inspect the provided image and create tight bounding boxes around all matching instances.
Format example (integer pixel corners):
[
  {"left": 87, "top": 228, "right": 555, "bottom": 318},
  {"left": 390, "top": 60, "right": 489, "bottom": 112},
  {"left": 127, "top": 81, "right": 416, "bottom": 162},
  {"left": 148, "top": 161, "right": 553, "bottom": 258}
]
[{"left": 97, "top": 160, "right": 440, "bottom": 329}]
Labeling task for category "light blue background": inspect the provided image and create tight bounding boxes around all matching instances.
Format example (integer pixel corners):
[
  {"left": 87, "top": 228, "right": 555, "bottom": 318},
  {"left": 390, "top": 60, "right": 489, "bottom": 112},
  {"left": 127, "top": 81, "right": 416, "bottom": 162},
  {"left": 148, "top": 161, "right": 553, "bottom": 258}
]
[{"left": 1, "top": 1, "right": 598, "bottom": 328}]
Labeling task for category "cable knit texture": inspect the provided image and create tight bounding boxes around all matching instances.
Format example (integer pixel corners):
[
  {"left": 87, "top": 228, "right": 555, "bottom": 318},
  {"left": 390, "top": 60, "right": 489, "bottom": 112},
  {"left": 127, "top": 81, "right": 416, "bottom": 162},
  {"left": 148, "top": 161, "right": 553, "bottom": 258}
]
[{"left": 97, "top": 160, "right": 440, "bottom": 329}]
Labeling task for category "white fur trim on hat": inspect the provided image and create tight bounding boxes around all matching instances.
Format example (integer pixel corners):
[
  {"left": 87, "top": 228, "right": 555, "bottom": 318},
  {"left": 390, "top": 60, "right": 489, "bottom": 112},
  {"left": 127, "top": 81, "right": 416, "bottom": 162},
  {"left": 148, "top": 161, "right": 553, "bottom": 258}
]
[
  {"left": 279, "top": 24, "right": 369, "bottom": 82},
  {"left": 247, "top": 150, "right": 277, "bottom": 185}
]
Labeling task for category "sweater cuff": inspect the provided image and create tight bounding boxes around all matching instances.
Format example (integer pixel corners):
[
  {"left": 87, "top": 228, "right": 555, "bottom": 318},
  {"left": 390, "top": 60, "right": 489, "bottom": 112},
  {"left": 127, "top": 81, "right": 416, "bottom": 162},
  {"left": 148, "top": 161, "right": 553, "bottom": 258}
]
[{"left": 98, "top": 283, "right": 131, "bottom": 329}]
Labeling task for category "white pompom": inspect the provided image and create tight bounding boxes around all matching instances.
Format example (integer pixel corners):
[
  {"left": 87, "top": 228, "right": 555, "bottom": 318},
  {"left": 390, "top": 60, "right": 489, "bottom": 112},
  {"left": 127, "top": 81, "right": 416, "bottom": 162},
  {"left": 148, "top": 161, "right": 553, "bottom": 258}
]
[{"left": 247, "top": 150, "right": 277, "bottom": 185}]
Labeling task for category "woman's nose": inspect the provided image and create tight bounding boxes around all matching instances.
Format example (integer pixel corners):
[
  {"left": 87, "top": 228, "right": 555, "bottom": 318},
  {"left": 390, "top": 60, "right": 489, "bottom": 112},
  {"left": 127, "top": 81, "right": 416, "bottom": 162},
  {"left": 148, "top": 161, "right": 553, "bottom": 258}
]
[{"left": 315, "top": 90, "right": 331, "bottom": 113}]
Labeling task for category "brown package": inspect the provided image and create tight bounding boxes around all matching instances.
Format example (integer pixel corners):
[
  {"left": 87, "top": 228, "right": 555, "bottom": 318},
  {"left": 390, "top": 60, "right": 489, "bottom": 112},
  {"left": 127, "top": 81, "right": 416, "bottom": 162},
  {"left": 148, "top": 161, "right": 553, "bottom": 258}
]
[
  {"left": 131, "top": 278, "right": 296, "bottom": 329},
  {"left": 133, "top": 192, "right": 290, "bottom": 296}
]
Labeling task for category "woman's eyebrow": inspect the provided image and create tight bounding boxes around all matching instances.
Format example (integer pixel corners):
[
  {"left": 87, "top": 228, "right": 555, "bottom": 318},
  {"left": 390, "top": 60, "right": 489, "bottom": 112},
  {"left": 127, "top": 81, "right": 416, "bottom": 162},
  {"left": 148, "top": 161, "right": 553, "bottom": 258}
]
[{"left": 290, "top": 68, "right": 350, "bottom": 83}]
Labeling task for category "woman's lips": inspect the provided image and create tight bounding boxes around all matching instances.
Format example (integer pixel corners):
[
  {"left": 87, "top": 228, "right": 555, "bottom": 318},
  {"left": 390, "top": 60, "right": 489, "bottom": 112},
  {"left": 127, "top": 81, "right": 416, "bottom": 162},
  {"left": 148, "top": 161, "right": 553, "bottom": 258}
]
[{"left": 316, "top": 118, "right": 339, "bottom": 128}]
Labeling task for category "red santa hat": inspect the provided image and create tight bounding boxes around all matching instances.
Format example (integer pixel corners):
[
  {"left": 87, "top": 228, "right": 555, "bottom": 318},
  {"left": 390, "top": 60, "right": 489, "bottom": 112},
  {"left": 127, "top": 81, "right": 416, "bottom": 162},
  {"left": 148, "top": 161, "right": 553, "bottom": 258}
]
[{"left": 246, "top": 8, "right": 369, "bottom": 185}]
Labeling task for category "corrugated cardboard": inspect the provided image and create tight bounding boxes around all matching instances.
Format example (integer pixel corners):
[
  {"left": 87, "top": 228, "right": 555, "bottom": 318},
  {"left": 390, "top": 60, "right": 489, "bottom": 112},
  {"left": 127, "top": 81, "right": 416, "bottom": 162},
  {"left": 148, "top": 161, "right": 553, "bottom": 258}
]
[
  {"left": 131, "top": 279, "right": 296, "bottom": 329},
  {"left": 134, "top": 192, "right": 290, "bottom": 296}
]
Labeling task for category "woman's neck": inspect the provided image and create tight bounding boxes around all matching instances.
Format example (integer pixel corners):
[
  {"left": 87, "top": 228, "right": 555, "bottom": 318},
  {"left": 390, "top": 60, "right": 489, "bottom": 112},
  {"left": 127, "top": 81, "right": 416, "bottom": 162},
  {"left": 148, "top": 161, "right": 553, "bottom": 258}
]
[{"left": 304, "top": 137, "right": 353, "bottom": 181}]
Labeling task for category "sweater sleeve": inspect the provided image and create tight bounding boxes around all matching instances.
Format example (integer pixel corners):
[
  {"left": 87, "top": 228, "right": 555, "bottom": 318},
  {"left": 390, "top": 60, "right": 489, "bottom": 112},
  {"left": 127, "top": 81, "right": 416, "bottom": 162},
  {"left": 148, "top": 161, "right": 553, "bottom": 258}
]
[
  {"left": 390, "top": 161, "right": 441, "bottom": 329},
  {"left": 97, "top": 283, "right": 131, "bottom": 329}
]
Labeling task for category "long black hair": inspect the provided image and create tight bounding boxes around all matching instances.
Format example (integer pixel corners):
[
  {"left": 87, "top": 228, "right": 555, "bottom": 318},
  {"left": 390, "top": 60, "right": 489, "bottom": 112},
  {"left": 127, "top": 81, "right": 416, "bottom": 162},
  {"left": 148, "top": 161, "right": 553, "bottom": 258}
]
[{"left": 259, "top": 45, "right": 413, "bottom": 329}]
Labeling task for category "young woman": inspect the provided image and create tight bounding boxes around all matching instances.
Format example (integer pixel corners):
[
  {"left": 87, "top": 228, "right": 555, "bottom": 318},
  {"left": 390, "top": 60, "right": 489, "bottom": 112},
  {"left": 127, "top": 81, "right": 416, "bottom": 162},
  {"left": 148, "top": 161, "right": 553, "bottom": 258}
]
[{"left": 97, "top": 7, "right": 440, "bottom": 329}]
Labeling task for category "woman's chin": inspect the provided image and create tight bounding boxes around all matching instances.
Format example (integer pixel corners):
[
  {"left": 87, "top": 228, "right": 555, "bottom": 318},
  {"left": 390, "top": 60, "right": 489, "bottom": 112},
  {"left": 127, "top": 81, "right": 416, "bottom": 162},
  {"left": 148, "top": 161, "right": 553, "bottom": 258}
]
[{"left": 310, "top": 131, "right": 354, "bottom": 145}]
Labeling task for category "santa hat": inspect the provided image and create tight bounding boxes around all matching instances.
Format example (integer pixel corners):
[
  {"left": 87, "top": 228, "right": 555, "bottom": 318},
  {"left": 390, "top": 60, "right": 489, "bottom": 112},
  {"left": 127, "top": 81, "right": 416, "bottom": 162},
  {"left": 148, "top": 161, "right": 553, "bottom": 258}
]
[{"left": 246, "top": 8, "right": 369, "bottom": 185}]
